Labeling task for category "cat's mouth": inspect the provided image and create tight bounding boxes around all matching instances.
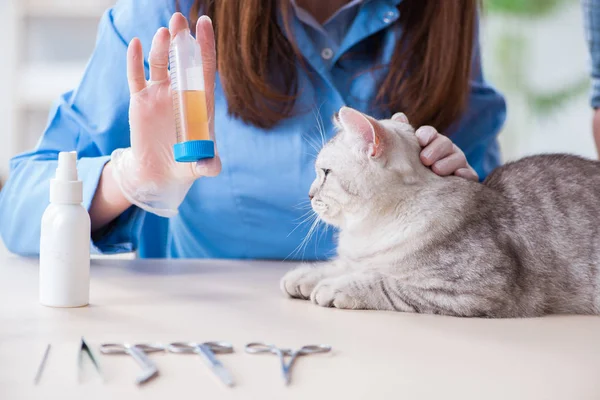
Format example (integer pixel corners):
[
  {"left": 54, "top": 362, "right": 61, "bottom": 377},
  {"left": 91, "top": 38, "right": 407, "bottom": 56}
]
[
  {"left": 312, "top": 198, "right": 341, "bottom": 226},
  {"left": 311, "top": 199, "right": 327, "bottom": 213}
]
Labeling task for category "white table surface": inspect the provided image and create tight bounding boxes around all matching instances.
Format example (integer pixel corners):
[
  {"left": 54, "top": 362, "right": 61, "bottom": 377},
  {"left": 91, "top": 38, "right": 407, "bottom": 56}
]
[{"left": 1, "top": 253, "right": 600, "bottom": 400}]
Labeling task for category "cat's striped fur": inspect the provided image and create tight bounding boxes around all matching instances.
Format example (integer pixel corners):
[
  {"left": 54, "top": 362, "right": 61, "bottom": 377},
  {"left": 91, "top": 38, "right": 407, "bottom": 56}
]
[{"left": 280, "top": 107, "right": 600, "bottom": 317}]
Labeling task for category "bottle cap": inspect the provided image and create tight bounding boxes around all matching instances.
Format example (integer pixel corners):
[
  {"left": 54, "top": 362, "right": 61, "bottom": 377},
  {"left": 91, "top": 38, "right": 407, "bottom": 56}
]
[
  {"left": 56, "top": 151, "right": 78, "bottom": 181},
  {"left": 173, "top": 140, "right": 215, "bottom": 162},
  {"left": 50, "top": 151, "right": 83, "bottom": 204}
]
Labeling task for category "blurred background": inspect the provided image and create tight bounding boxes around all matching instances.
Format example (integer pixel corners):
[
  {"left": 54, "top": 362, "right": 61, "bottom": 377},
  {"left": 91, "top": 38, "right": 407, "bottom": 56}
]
[
  {"left": 0, "top": 0, "right": 116, "bottom": 187},
  {"left": 482, "top": 0, "right": 596, "bottom": 163},
  {"left": 0, "top": 0, "right": 595, "bottom": 252}
]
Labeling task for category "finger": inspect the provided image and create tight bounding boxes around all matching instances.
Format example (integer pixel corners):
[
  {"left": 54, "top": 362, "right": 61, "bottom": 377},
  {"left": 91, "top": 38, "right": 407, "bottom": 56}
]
[
  {"left": 195, "top": 155, "right": 222, "bottom": 178},
  {"left": 169, "top": 12, "right": 190, "bottom": 39},
  {"left": 127, "top": 38, "right": 146, "bottom": 94},
  {"left": 431, "top": 152, "right": 468, "bottom": 176},
  {"left": 196, "top": 15, "right": 217, "bottom": 142},
  {"left": 193, "top": 15, "right": 221, "bottom": 178},
  {"left": 148, "top": 28, "right": 171, "bottom": 82},
  {"left": 455, "top": 167, "right": 479, "bottom": 182},
  {"left": 391, "top": 112, "right": 408, "bottom": 123},
  {"left": 194, "top": 15, "right": 220, "bottom": 178},
  {"left": 420, "top": 137, "right": 454, "bottom": 166},
  {"left": 414, "top": 126, "right": 438, "bottom": 147}
]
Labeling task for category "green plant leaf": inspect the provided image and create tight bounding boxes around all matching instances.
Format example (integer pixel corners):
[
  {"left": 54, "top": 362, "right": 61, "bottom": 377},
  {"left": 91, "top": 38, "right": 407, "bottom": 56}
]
[
  {"left": 483, "top": 0, "right": 570, "bottom": 17},
  {"left": 527, "top": 77, "right": 591, "bottom": 115}
]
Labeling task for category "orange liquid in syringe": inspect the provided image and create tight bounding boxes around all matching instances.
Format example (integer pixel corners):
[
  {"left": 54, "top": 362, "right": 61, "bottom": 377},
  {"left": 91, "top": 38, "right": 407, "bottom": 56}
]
[{"left": 175, "top": 90, "right": 210, "bottom": 142}]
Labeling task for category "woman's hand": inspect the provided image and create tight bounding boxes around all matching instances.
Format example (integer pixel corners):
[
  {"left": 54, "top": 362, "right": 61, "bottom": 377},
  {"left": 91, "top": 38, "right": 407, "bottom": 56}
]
[
  {"left": 109, "top": 13, "right": 220, "bottom": 218},
  {"left": 592, "top": 108, "right": 600, "bottom": 158},
  {"left": 391, "top": 113, "right": 478, "bottom": 181},
  {"left": 415, "top": 126, "right": 478, "bottom": 181}
]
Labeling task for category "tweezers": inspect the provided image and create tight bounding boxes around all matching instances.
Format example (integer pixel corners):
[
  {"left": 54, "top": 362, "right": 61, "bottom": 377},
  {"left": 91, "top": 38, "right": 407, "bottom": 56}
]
[
  {"left": 78, "top": 337, "right": 104, "bottom": 383},
  {"left": 33, "top": 344, "right": 51, "bottom": 385}
]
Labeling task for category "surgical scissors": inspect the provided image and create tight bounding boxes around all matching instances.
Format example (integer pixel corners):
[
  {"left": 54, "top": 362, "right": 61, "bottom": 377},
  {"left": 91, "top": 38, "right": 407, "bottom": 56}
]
[
  {"left": 99, "top": 343, "right": 164, "bottom": 385},
  {"left": 167, "top": 341, "right": 235, "bottom": 387},
  {"left": 245, "top": 342, "right": 331, "bottom": 385}
]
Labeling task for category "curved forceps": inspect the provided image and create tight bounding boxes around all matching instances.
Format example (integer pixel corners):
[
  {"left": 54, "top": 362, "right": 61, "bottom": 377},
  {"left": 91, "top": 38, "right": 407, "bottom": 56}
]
[
  {"left": 245, "top": 342, "right": 331, "bottom": 385},
  {"left": 167, "top": 341, "right": 235, "bottom": 387},
  {"left": 99, "top": 343, "right": 165, "bottom": 385}
]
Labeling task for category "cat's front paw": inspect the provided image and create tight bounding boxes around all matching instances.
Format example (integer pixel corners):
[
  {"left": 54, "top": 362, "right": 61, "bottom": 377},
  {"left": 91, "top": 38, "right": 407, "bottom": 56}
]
[
  {"left": 310, "top": 277, "right": 358, "bottom": 309},
  {"left": 280, "top": 264, "right": 325, "bottom": 300}
]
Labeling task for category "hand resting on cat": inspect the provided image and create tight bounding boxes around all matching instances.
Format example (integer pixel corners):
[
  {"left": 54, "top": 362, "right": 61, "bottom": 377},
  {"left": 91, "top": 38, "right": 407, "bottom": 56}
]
[{"left": 281, "top": 106, "right": 600, "bottom": 317}]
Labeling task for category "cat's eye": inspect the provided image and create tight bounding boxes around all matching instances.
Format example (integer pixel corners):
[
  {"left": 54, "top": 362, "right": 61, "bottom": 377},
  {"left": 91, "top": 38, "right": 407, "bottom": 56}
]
[{"left": 322, "top": 169, "right": 331, "bottom": 176}]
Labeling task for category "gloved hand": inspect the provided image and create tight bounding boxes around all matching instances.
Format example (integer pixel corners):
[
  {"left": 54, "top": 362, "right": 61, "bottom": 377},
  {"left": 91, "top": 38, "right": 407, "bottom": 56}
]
[{"left": 111, "top": 13, "right": 221, "bottom": 218}]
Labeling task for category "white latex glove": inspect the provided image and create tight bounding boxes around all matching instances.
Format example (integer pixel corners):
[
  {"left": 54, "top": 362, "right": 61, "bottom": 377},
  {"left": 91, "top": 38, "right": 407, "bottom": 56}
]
[{"left": 111, "top": 13, "right": 221, "bottom": 218}]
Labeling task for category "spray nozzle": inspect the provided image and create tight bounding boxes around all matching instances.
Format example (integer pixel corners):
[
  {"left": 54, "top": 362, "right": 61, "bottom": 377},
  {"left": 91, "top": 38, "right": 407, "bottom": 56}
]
[{"left": 56, "top": 151, "right": 78, "bottom": 181}]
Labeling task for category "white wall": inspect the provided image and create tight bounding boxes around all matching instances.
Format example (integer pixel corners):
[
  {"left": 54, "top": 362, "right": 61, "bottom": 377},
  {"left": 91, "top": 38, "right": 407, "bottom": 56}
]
[
  {"left": 0, "top": 0, "right": 108, "bottom": 184},
  {"left": 0, "top": 1, "right": 17, "bottom": 182}
]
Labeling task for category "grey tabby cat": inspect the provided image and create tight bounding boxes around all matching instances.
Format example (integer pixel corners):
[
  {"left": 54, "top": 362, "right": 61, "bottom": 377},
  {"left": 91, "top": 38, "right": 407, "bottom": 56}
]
[{"left": 280, "top": 106, "right": 600, "bottom": 317}]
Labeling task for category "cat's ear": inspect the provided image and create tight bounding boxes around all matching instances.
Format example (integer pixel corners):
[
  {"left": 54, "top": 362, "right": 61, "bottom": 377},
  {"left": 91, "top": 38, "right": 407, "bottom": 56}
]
[{"left": 338, "top": 106, "right": 384, "bottom": 158}]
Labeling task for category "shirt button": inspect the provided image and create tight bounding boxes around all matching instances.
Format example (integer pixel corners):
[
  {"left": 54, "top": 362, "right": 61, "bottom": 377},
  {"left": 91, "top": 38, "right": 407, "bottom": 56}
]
[
  {"left": 321, "top": 48, "right": 333, "bottom": 60},
  {"left": 383, "top": 10, "right": 397, "bottom": 23}
]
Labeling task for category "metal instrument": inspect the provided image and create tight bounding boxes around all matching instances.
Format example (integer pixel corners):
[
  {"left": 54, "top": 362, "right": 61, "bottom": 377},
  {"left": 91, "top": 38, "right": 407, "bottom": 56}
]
[
  {"left": 99, "top": 343, "right": 164, "bottom": 385},
  {"left": 33, "top": 343, "right": 51, "bottom": 385},
  {"left": 78, "top": 337, "right": 103, "bottom": 383},
  {"left": 245, "top": 342, "right": 331, "bottom": 385},
  {"left": 167, "top": 341, "right": 235, "bottom": 387}
]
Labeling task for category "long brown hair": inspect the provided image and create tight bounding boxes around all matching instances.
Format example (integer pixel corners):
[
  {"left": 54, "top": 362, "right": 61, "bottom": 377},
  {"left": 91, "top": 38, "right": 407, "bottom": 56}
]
[{"left": 182, "top": 1, "right": 478, "bottom": 132}]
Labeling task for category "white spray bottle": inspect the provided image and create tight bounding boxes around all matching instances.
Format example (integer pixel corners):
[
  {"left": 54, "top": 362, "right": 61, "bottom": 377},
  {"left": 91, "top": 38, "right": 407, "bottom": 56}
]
[{"left": 39, "top": 151, "right": 91, "bottom": 308}]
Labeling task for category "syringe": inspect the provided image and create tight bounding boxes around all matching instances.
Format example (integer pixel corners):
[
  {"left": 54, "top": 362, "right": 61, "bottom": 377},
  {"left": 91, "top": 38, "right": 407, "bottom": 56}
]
[{"left": 169, "top": 28, "right": 215, "bottom": 162}]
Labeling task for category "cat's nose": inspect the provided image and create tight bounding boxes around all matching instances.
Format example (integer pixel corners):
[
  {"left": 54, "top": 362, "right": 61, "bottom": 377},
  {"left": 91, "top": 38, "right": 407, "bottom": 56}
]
[{"left": 308, "top": 194, "right": 314, "bottom": 200}]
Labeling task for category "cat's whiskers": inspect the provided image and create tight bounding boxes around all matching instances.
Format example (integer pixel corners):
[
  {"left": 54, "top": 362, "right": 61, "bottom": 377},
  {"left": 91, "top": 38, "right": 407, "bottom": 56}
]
[
  {"left": 301, "top": 104, "right": 329, "bottom": 161},
  {"left": 300, "top": 216, "right": 321, "bottom": 260},
  {"left": 302, "top": 133, "right": 322, "bottom": 158},
  {"left": 313, "top": 105, "right": 327, "bottom": 149},
  {"left": 316, "top": 215, "right": 330, "bottom": 256},
  {"left": 285, "top": 212, "right": 324, "bottom": 261},
  {"left": 320, "top": 219, "right": 330, "bottom": 242},
  {"left": 287, "top": 208, "right": 318, "bottom": 238},
  {"left": 293, "top": 199, "right": 312, "bottom": 210},
  {"left": 292, "top": 208, "right": 316, "bottom": 223},
  {"left": 294, "top": 205, "right": 313, "bottom": 212},
  {"left": 285, "top": 105, "right": 331, "bottom": 261}
]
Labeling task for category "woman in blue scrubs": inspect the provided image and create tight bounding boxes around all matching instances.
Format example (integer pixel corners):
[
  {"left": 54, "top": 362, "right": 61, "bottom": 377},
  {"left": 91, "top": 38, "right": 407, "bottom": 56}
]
[{"left": 0, "top": 0, "right": 505, "bottom": 259}]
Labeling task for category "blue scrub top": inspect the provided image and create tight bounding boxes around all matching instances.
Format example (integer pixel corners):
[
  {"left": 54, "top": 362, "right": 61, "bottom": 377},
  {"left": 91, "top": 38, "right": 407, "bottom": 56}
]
[{"left": 0, "top": 0, "right": 506, "bottom": 259}]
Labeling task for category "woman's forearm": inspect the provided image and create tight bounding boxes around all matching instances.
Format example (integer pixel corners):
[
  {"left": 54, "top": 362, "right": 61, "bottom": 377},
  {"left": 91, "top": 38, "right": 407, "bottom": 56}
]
[{"left": 89, "top": 161, "right": 132, "bottom": 232}]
